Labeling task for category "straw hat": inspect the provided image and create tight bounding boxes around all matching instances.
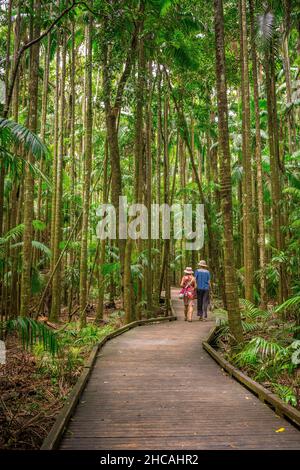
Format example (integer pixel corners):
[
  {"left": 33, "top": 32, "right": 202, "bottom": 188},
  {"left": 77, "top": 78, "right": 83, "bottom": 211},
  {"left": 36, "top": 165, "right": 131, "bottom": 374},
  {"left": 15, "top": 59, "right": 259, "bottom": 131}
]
[
  {"left": 198, "top": 260, "right": 208, "bottom": 268},
  {"left": 184, "top": 266, "right": 193, "bottom": 274}
]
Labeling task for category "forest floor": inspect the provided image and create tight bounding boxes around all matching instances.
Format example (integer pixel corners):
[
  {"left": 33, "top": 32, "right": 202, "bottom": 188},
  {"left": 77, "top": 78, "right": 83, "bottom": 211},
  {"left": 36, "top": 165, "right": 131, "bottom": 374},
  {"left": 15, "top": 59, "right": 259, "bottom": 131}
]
[
  {"left": 0, "top": 304, "right": 123, "bottom": 450},
  {"left": 0, "top": 333, "right": 68, "bottom": 450},
  {"left": 216, "top": 317, "right": 300, "bottom": 411}
]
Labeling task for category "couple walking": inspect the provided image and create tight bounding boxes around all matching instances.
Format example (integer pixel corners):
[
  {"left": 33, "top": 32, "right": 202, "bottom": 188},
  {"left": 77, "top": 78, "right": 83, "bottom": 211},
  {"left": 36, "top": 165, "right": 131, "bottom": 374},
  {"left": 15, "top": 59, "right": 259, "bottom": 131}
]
[{"left": 180, "top": 260, "right": 211, "bottom": 323}]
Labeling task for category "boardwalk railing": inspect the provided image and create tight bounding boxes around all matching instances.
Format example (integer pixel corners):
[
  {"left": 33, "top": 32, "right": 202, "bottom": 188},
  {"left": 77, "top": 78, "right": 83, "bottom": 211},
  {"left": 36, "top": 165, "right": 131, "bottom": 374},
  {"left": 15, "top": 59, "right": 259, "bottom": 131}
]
[
  {"left": 203, "top": 326, "right": 300, "bottom": 429},
  {"left": 41, "top": 312, "right": 177, "bottom": 450}
]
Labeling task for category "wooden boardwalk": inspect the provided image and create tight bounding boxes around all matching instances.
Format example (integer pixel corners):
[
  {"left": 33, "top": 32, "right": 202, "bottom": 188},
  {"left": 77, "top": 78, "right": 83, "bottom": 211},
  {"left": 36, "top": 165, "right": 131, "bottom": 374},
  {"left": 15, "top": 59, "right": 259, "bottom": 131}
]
[{"left": 60, "top": 289, "right": 300, "bottom": 450}]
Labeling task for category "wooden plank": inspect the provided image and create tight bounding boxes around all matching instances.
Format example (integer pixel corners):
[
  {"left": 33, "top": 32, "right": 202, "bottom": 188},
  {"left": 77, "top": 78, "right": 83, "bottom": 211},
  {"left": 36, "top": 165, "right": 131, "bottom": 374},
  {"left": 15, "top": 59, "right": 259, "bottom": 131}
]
[{"left": 41, "top": 313, "right": 177, "bottom": 450}]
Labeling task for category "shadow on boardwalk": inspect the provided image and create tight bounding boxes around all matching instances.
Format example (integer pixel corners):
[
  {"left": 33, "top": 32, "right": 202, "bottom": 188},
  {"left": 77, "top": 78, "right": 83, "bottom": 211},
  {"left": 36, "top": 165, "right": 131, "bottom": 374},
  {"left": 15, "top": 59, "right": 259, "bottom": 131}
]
[{"left": 60, "top": 288, "right": 300, "bottom": 450}]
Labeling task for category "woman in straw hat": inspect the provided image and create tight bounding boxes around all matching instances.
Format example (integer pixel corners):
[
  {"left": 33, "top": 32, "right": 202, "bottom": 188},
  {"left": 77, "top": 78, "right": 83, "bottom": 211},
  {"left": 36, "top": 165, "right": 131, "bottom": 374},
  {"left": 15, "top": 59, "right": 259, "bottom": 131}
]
[
  {"left": 194, "top": 260, "right": 211, "bottom": 321},
  {"left": 179, "top": 267, "right": 196, "bottom": 322}
]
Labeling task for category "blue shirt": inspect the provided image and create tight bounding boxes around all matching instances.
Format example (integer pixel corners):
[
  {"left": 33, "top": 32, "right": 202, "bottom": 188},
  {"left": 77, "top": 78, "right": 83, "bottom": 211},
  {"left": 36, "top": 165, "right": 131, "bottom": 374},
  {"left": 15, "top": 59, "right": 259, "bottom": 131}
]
[{"left": 195, "top": 269, "right": 210, "bottom": 290}]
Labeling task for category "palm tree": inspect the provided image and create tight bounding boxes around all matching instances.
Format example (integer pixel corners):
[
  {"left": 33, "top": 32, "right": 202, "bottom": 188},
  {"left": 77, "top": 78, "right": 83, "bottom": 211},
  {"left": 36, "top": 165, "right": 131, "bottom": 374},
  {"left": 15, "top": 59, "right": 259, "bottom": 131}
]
[
  {"left": 213, "top": 0, "right": 243, "bottom": 343},
  {"left": 239, "top": 0, "right": 254, "bottom": 302},
  {"left": 20, "top": 0, "right": 41, "bottom": 317},
  {"left": 79, "top": 11, "right": 93, "bottom": 328}
]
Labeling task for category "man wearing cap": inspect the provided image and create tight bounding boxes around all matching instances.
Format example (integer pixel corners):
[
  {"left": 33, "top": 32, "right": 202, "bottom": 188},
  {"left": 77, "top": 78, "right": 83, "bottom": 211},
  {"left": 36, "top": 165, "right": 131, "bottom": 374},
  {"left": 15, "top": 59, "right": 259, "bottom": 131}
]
[{"left": 194, "top": 260, "right": 211, "bottom": 321}]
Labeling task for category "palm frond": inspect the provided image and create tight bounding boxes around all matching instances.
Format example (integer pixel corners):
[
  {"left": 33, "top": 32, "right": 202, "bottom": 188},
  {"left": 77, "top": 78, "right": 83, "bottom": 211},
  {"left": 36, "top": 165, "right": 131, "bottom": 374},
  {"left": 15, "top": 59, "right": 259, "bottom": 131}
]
[
  {"left": 249, "top": 336, "right": 286, "bottom": 360},
  {"left": 257, "top": 11, "right": 275, "bottom": 45},
  {"left": 0, "top": 118, "right": 48, "bottom": 159},
  {"left": 5, "top": 317, "right": 58, "bottom": 355},
  {"left": 0, "top": 224, "right": 25, "bottom": 245},
  {"left": 272, "top": 384, "right": 297, "bottom": 407},
  {"left": 11, "top": 240, "right": 51, "bottom": 258},
  {"left": 241, "top": 321, "right": 262, "bottom": 333},
  {"left": 283, "top": 186, "right": 300, "bottom": 198},
  {"left": 240, "top": 299, "right": 271, "bottom": 320},
  {"left": 275, "top": 295, "right": 300, "bottom": 313}
]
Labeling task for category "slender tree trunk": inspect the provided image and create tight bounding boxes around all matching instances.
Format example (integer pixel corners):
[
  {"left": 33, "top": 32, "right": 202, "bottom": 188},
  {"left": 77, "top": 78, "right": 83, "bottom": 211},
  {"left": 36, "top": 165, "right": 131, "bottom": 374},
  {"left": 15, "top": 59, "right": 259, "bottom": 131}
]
[
  {"left": 146, "top": 61, "right": 153, "bottom": 313},
  {"left": 155, "top": 66, "right": 162, "bottom": 302},
  {"left": 37, "top": 35, "right": 51, "bottom": 230},
  {"left": 79, "top": 11, "right": 93, "bottom": 327},
  {"left": 265, "top": 38, "right": 287, "bottom": 303},
  {"left": 134, "top": 28, "right": 145, "bottom": 319},
  {"left": 249, "top": 0, "right": 267, "bottom": 306},
  {"left": 239, "top": 0, "right": 254, "bottom": 302},
  {"left": 214, "top": 0, "right": 243, "bottom": 343},
  {"left": 103, "top": 20, "right": 138, "bottom": 316},
  {"left": 163, "top": 86, "right": 170, "bottom": 312},
  {"left": 20, "top": 0, "right": 41, "bottom": 316},
  {"left": 0, "top": 0, "right": 13, "bottom": 237},
  {"left": 50, "top": 33, "right": 66, "bottom": 321},
  {"left": 50, "top": 39, "right": 60, "bottom": 273},
  {"left": 96, "top": 141, "right": 109, "bottom": 322}
]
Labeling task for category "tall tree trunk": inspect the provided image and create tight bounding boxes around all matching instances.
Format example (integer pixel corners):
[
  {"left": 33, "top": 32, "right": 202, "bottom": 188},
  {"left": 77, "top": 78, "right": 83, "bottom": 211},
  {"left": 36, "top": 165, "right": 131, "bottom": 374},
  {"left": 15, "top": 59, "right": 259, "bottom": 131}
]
[
  {"left": 146, "top": 61, "right": 153, "bottom": 313},
  {"left": 0, "top": 0, "right": 13, "bottom": 237},
  {"left": 163, "top": 86, "right": 170, "bottom": 313},
  {"left": 249, "top": 0, "right": 267, "bottom": 306},
  {"left": 96, "top": 140, "right": 109, "bottom": 323},
  {"left": 37, "top": 35, "right": 51, "bottom": 230},
  {"left": 20, "top": 0, "right": 41, "bottom": 316},
  {"left": 79, "top": 11, "right": 93, "bottom": 327},
  {"left": 50, "top": 33, "right": 66, "bottom": 321},
  {"left": 50, "top": 39, "right": 60, "bottom": 273},
  {"left": 154, "top": 66, "right": 162, "bottom": 302},
  {"left": 265, "top": 37, "right": 287, "bottom": 303},
  {"left": 239, "top": 0, "right": 254, "bottom": 302},
  {"left": 214, "top": 0, "right": 243, "bottom": 343},
  {"left": 102, "top": 21, "right": 138, "bottom": 316},
  {"left": 134, "top": 28, "right": 145, "bottom": 319}
]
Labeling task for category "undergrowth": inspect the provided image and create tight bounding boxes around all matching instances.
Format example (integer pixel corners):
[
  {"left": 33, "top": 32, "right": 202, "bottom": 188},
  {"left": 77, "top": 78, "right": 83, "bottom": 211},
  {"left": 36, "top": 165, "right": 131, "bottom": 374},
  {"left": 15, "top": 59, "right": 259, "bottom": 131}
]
[{"left": 214, "top": 296, "right": 300, "bottom": 408}]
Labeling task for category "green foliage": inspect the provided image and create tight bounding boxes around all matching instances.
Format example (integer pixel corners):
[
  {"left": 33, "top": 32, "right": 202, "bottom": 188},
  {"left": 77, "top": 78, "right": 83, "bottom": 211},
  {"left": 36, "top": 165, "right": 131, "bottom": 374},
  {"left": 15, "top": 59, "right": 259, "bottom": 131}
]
[
  {"left": 73, "top": 323, "right": 114, "bottom": 347},
  {"left": 33, "top": 343, "right": 83, "bottom": 380},
  {"left": 32, "top": 322, "right": 116, "bottom": 380},
  {"left": 5, "top": 317, "right": 58, "bottom": 355},
  {"left": 11, "top": 240, "right": 51, "bottom": 258},
  {"left": 275, "top": 295, "right": 300, "bottom": 314},
  {"left": 246, "top": 336, "right": 287, "bottom": 361},
  {"left": 101, "top": 262, "right": 120, "bottom": 276},
  {"left": 272, "top": 384, "right": 297, "bottom": 407},
  {"left": 239, "top": 299, "right": 271, "bottom": 321},
  {"left": 32, "top": 219, "right": 47, "bottom": 232},
  {"left": 0, "top": 118, "right": 48, "bottom": 159}
]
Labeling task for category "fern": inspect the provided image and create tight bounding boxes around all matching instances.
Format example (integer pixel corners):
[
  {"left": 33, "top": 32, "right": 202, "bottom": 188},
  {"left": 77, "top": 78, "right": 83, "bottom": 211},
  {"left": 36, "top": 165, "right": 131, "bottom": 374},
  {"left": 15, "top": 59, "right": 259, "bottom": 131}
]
[
  {"left": 249, "top": 337, "right": 286, "bottom": 360},
  {"left": 240, "top": 299, "right": 271, "bottom": 321},
  {"left": 241, "top": 321, "right": 262, "bottom": 333},
  {"left": 272, "top": 384, "right": 297, "bottom": 407},
  {"left": 233, "top": 348, "right": 258, "bottom": 368},
  {"left": 275, "top": 295, "right": 300, "bottom": 314}
]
